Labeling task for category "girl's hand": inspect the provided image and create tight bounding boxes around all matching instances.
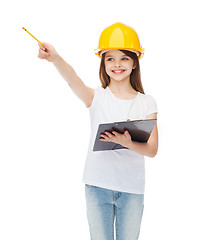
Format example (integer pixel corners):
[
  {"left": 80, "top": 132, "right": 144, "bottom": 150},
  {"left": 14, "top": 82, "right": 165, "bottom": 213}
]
[
  {"left": 38, "top": 42, "right": 59, "bottom": 62},
  {"left": 99, "top": 130, "right": 132, "bottom": 148}
]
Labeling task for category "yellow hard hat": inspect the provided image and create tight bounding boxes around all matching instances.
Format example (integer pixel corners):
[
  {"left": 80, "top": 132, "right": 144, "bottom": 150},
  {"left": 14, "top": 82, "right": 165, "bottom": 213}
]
[{"left": 95, "top": 22, "right": 144, "bottom": 59}]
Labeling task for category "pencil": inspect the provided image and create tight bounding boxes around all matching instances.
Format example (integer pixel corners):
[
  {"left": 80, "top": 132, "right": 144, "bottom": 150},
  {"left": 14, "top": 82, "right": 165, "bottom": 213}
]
[{"left": 22, "top": 27, "right": 43, "bottom": 46}]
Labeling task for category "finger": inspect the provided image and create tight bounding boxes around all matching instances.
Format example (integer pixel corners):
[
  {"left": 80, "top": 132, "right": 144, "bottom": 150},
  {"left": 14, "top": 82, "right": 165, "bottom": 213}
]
[
  {"left": 38, "top": 42, "right": 46, "bottom": 51},
  {"left": 43, "top": 42, "right": 50, "bottom": 49},
  {"left": 99, "top": 137, "right": 112, "bottom": 142},
  {"left": 43, "top": 42, "right": 53, "bottom": 52},
  {"left": 124, "top": 130, "right": 130, "bottom": 135},
  {"left": 99, "top": 137, "right": 106, "bottom": 141},
  {"left": 124, "top": 131, "right": 131, "bottom": 139},
  {"left": 38, "top": 54, "right": 49, "bottom": 59},
  {"left": 112, "top": 131, "right": 119, "bottom": 136},
  {"left": 104, "top": 132, "right": 113, "bottom": 138},
  {"left": 100, "top": 133, "right": 108, "bottom": 139},
  {"left": 38, "top": 49, "right": 50, "bottom": 57}
]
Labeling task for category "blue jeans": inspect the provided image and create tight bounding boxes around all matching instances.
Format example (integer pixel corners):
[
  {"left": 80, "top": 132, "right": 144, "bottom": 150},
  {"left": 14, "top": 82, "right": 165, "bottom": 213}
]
[{"left": 85, "top": 184, "right": 144, "bottom": 240}]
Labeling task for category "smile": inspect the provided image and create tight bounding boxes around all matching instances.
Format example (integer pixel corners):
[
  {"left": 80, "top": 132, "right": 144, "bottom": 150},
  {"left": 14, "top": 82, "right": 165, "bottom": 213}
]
[{"left": 112, "top": 70, "right": 125, "bottom": 74}]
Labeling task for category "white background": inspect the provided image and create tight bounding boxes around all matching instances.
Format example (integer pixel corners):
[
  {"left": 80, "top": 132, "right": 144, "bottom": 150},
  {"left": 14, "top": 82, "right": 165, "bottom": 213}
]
[{"left": 0, "top": 0, "right": 199, "bottom": 239}]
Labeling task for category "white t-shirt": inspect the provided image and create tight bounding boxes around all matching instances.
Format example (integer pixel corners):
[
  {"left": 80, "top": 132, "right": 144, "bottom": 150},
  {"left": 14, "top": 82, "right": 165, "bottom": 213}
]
[{"left": 82, "top": 86, "right": 158, "bottom": 194}]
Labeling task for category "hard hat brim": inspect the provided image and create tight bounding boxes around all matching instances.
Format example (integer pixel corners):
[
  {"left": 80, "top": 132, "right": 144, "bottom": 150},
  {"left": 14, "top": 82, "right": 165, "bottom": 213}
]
[{"left": 94, "top": 48, "right": 144, "bottom": 59}]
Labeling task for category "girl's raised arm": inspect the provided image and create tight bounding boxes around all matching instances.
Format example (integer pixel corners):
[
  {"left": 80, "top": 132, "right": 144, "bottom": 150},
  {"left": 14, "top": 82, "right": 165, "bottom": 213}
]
[{"left": 38, "top": 42, "right": 94, "bottom": 108}]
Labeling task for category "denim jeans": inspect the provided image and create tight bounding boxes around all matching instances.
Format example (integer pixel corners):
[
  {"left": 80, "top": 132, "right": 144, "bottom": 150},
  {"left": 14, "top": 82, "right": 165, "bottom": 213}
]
[{"left": 85, "top": 184, "right": 144, "bottom": 240}]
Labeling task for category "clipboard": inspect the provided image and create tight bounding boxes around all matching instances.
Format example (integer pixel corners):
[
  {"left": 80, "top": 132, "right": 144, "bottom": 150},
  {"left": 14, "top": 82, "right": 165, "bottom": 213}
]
[{"left": 93, "top": 119, "right": 157, "bottom": 151}]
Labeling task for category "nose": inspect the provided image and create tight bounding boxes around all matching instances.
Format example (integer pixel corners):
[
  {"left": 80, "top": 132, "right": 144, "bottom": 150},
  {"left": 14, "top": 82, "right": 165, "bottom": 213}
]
[{"left": 114, "top": 60, "right": 121, "bottom": 68}]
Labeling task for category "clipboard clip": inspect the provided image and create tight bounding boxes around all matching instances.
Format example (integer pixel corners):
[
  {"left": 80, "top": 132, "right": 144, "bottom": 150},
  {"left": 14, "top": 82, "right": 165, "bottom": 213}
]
[{"left": 114, "top": 119, "right": 131, "bottom": 124}]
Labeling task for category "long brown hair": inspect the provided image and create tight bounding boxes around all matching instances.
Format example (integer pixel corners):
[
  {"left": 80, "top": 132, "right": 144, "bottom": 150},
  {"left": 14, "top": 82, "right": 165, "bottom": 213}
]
[{"left": 99, "top": 50, "right": 145, "bottom": 94}]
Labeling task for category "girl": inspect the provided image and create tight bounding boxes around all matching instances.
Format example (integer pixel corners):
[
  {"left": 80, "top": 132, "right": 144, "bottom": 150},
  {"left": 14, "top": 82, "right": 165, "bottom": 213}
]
[{"left": 38, "top": 22, "right": 158, "bottom": 240}]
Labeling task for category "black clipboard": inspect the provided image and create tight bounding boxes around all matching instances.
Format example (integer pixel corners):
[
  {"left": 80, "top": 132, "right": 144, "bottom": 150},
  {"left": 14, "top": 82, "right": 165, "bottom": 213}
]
[{"left": 93, "top": 119, "right": 157, "bottom": 151}]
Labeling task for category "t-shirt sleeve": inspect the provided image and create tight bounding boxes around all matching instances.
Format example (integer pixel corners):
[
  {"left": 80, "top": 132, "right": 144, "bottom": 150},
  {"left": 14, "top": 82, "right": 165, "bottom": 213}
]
[
  {"left": 146, "top": 95, "right": 158, "bottom": 116},
  {"left": 87, "top": 86, "right": 103, "bottom": 110}
]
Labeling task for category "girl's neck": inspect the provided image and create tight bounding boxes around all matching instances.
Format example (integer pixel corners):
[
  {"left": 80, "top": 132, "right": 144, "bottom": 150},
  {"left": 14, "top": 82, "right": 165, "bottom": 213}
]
[{"left": 108, "top": 81, "right": 137, "bottom": 95}]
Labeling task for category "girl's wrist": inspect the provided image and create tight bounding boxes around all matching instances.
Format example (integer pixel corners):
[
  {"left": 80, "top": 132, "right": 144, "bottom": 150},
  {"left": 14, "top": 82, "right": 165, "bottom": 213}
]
[
  {"left": 52, "top": 54, "right": 62, "bottom": 64},
  {"left": 126, "top": 140, "right": 134, "bottom": 150}
]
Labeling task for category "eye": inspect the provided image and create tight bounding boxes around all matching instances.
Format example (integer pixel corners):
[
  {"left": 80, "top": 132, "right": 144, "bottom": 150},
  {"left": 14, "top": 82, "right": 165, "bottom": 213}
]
[
  {"left": 122, "top": 57, "right": 129, "bottom": 60},
  {"left": 107, "top": 57, "right": 113, "bottom": 61}
]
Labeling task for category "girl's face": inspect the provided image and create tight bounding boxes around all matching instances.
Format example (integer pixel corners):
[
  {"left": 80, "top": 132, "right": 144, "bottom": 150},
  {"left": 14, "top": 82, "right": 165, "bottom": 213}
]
[{"left": 104, "top": 49, "right": 135, "bottom": 84}]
